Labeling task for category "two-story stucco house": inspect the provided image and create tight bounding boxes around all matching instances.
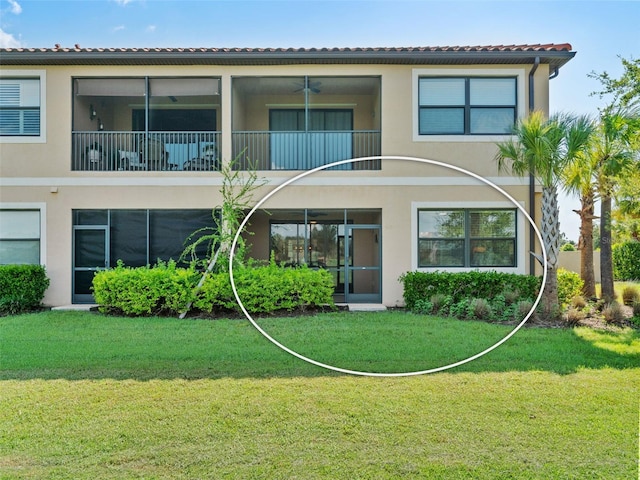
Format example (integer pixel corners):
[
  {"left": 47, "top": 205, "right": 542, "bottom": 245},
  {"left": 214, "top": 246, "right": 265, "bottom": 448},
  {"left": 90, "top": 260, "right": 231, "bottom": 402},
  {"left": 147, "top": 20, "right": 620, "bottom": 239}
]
[{"left": 0, "top": 44, "right": 575, "bottom": 307}]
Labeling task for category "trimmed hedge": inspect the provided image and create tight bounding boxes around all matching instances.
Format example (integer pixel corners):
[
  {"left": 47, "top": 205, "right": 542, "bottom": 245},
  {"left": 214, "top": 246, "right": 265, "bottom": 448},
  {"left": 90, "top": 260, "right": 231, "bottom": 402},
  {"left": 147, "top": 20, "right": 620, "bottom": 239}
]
[
  {"left": 93, "top": 261, "right": 335, "bottom": 316},
  {"left": 613, "top": 242, "right": 640, "bottom": 281},
  {"left": 93, "top": 261, "right": 199, "bottom": 315},
  {"left": 399, "top": 270, "right": 541, "bottom": 310},
  {"left": 0, "top": 264, "right": 50, "bottom": 314},
  {"left": 194, "top": 263, "right": 335, "bottom": 314}
]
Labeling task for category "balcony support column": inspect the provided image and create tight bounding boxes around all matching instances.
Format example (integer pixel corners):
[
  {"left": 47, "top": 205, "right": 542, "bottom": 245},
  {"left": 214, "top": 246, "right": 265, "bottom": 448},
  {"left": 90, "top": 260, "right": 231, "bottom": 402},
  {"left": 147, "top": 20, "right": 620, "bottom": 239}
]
[{"left": 220, "top": 74, "right": 233, "bottom": 168}]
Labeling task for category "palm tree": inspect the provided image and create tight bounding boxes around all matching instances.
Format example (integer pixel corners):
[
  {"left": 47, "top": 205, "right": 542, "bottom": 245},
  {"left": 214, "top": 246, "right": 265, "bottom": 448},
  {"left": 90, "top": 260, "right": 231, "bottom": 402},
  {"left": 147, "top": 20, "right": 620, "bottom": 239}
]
[
  {"left": 563, "top": 135, "right": 598, "bottom": 299},
  {"left": 495, "top": 111, "right": 593, "bottom": 315},
  {"left": 590, "top": 106, "right": 640, "bottom": 302}
]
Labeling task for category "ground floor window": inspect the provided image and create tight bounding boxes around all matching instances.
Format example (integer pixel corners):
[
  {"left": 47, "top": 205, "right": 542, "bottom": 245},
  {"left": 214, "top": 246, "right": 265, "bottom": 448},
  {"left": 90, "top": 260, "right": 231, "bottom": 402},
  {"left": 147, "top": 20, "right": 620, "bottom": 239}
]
[
  {"left": 0, "top": 209, "right": 41, "bottom": 264},
  {"left": 72, "top": 208, "right": 217, "bottom": 302},
  {"left": 418, "top": 209, "right": 516, "bottom": 268}
]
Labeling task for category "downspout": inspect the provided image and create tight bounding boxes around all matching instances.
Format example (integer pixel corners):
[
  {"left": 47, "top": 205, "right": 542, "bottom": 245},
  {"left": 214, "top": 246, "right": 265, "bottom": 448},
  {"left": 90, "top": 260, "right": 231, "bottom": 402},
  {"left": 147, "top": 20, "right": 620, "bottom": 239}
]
[{"left": 528, "top": 57, "right": 540, "bottom": 276}]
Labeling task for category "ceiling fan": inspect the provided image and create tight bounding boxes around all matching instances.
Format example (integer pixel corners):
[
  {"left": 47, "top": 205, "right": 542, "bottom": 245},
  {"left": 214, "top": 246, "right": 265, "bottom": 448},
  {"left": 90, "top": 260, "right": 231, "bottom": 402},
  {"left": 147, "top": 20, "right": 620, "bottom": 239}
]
[{"left": 293, "top": 80, "right": 322, "bottom": 94}]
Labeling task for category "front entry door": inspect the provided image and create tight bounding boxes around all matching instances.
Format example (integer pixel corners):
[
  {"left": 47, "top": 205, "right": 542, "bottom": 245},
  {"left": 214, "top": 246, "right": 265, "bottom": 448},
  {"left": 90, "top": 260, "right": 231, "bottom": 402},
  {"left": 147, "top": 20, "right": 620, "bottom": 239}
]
[
  {"left": 72, "top": 226, "right": 108, "bottom": 303},
  {"left": 345, "top": 225, "right": 381, "bottom": 303}
]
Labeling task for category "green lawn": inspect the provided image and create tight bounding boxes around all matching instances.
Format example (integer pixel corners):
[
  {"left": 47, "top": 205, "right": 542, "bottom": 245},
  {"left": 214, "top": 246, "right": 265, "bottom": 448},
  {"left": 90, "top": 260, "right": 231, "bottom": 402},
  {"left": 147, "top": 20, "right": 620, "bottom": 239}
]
[{"left": 1, "top": 310, "right": 638, "bottom": 479}]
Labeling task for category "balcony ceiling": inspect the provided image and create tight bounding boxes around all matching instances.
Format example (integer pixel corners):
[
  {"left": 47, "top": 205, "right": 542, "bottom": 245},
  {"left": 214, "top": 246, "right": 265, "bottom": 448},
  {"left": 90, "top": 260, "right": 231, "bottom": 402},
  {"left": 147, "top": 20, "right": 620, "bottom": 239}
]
[
  {"left": 233, "top": 76, "right": 380, "bottom": 96},
  {"left": 0, "top": 44, "right": 576, "bottom": 71}
]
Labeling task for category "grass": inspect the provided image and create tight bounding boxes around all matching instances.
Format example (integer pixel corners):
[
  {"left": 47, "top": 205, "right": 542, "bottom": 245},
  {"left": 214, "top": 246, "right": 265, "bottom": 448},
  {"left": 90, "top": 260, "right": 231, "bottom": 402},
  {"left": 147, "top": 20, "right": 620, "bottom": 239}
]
[
  {"left": 1, "top": 310, "right": 639, "bottom": 479},
  {"left": 596, "top": 280, "right": 640, "bottom": 301}
]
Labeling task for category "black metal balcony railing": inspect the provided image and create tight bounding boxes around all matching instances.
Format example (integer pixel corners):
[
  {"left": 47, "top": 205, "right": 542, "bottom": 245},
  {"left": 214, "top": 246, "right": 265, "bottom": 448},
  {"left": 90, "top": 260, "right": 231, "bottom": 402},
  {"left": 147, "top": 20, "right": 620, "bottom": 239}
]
[
  {"left": 72, "top": 130, "right": 381, "bottom": 172},
  {"left": 72, "top": 131, "right": 221, "bottom": 171},
  {"left": 232, "top": 131, "right": 381, "bottom": 171}
]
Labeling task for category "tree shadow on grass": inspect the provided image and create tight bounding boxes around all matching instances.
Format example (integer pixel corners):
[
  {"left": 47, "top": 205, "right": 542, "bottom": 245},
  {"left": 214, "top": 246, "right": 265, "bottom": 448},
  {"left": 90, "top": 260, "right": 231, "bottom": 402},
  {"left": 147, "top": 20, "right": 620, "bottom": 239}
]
[{"left": 0, "top": 311, "right": 638, "bottom": 380}]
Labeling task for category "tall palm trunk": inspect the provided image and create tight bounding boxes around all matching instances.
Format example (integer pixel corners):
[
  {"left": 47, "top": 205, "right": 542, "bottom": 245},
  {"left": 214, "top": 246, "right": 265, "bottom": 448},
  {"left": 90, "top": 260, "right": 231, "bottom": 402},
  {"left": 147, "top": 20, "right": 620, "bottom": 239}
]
[
  {"left": 600, "top": 194, "right": 615, "bottom": 302},
  {"left": 541, "top": 186, "right": 560, "bottom": 315},
  {"left": 577, "top": 191, "right": 597, "bottom": 298}
]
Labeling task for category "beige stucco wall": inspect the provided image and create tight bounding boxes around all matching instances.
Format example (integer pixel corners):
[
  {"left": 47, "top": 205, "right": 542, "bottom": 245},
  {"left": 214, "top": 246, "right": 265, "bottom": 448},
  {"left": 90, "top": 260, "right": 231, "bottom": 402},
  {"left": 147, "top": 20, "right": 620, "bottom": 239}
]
[
  {"left": 559, "top": 250, "right": 601, "bottom": 281},
  {"left": 1, "top": 61, "right": 550, "bottom": 306}
]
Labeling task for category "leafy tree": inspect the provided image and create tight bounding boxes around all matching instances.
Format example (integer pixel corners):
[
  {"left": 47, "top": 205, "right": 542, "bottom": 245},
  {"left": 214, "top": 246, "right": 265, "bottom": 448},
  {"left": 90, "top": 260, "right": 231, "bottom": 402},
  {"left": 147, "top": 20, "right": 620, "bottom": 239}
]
[
  {"left": 589, "top": 56, "right": 640, "bottom": 111},
  {"left": 495, "top": 111, "right": 592, "bottom": 316},
  {"left": 612, "top": 147, "right": 640, "bottom": 242}
]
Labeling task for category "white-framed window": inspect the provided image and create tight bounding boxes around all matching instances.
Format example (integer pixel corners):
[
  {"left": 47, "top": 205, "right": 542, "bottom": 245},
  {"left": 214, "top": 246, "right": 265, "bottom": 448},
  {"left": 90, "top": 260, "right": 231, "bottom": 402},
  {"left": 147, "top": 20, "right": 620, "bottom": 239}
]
[
  {"left": 0, "top": 206, "right": 46, "bottom": 265},
  {"left": 0, "top": 70, "right": 46, "bottom": 143},
  {"left": 412, "top": 68, "right": 525, "bottom": 142},
  {"left": 412, "top": 201, "right": 526, "bottom": 274}
]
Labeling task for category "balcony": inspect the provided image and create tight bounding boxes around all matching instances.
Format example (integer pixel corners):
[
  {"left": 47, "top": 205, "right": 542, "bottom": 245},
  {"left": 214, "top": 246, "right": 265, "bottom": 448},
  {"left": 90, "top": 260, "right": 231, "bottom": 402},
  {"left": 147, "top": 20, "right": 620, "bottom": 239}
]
[
  {"left": 72, "top": 76, "right": 220, "bottom": 172},
  {"left": 232, "top": 75, "right": 381, "bottom": 171},
  {"left": 232, "top": 130, "right": 381, "bottom": 170},
  {"left": 72, "top": 131, "right": 221, "bottom": 171}
]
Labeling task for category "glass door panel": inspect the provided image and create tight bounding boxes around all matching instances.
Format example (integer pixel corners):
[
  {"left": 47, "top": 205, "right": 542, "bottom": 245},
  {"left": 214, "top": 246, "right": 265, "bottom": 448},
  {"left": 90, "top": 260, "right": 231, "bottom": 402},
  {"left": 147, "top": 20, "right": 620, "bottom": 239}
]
[
  {"left": 73, "top": 227, "right": 108, "bottom": 303},
  {"left": 345, "top": 225, "right": 381, "bottom": 303}
]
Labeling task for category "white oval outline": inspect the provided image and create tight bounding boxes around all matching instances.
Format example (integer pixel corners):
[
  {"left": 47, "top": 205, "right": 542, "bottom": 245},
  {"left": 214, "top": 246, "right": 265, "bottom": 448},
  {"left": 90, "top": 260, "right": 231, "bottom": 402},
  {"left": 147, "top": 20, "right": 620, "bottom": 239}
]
[{"left": 230, "top": 156, "right": 548, "bottom": 377}]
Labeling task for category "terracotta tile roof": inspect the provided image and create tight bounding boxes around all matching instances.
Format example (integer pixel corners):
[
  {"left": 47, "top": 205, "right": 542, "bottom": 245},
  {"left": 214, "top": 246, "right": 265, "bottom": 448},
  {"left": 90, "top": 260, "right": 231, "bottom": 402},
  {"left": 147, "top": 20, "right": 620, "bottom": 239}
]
[
  {"left": 2, "top": 43, "right": 573, "bottom": 54},
  {"left": 0, "top": 43, "right": 575, "bottom": 68}
]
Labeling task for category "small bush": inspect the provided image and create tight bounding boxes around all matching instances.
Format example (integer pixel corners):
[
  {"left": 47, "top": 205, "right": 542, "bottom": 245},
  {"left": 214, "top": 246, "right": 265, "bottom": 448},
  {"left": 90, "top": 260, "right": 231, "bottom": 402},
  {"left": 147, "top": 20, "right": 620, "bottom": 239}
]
[
  {"left": 450, "top": 299, "right": 471, "bottom": 319},
  {"left": 557, "top": 268, "right": 584, "bottom": 307},
  {"left": 0, "top": 264, "right": 50, "bottom": 314},
  {"left": 502, "top": 290, "right": 520, "bottom": 305},
  {"left": 633, "top": 301, "right": 640, "bottom": 318},
  {"left": 413, "top": 299, "right": 433, "bottom": 315},
  {"left": 612, "top": 242, "right": 640, "bottom": 281},
  {"left": 560, "top": 243, "right": 576, "bottom": 251},
  {"left": 621, "top": 286, "right": 640, "bottom": 306},
  {"left": 430, "top": 293, "right": 450, "bottom": 315},
  {"left": 515, "top": 300, "right": 535, "bottom": 322},
  {"left": 468, "top": 298, "right": 492, "bottom": 320},
  {"left": 602, "top": 302, "right": 625, "bottom": 324},
  {"left": 571, "top": 295, "right": 587, "bottom": 309},
  {"left": 565, "top": 307, "right": 586, "bottom": 326}
]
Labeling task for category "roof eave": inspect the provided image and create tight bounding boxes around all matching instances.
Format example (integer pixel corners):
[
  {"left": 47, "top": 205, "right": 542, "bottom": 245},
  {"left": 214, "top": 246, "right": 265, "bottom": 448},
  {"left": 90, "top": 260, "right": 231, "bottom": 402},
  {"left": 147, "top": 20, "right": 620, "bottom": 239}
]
[{"left": 0, "top": 49, "right": 576, "bottom": 69}]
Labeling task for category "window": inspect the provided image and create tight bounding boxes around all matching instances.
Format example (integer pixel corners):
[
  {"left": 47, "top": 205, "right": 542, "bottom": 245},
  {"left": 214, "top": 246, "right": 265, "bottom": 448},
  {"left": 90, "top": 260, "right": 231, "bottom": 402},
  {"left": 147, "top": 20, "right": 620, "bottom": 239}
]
[
  {"left": 0, "top": 77, "right": 41, "bottom": 136},
  {"left": 418, "top": 209, "right": 516, "bottom": 267},
  {"left": 0, "top": 210, "right": 41, "bottom": 264},
  {"left": 418, "top": 77, "right": 516, "bottom": 135}
]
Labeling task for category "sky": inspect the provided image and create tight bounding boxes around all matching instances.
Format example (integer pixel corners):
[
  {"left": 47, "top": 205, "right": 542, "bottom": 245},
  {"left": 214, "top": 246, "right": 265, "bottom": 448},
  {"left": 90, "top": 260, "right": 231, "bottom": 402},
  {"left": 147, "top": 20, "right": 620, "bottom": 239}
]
[{"left": 1, "top": 0, "right": 638, "bottom": 240}]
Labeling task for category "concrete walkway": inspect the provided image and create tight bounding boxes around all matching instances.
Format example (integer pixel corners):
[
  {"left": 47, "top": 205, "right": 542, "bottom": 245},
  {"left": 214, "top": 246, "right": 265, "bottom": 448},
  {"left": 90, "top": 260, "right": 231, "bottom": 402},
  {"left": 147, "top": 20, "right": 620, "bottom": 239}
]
[
  {"left": 347, "top": 303, "right": 387, "bottom": 312},
  {"left": 51, "top": 304, "right": 97, "bottom": 311}
]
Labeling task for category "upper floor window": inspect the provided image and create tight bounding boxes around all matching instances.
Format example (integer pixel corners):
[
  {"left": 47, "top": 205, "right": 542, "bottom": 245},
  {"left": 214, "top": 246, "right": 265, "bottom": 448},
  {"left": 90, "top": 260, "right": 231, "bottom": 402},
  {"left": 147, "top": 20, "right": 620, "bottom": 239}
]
[
  {"left": 0, "top": 78, "right": 41, "bottom": 137},
  {"left": 418, "top": 77, "right": 516, "bottom": 135}
]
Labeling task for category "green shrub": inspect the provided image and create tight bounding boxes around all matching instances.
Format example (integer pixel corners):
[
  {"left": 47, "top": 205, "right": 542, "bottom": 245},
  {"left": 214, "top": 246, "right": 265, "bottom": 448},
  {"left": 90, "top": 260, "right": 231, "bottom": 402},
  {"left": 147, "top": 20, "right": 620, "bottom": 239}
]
[
  {"left": 560, "top": 243, "right": 576, "bottom": 251},
  {"left": 612, "top": 242, "right": 640, "bottom": 281},
  {"left": 399, "top": 271, "right": 540, "bottom": 310},
  {"left": 93, "top": 260, "right": 199, "bottom": 316},
  {"left": 557, "top": 268, "right": 584, "bottom": 307},
  {"left": 412, "top": 299, "right": 433, "bottom": 315},
  {"left": 94, "top": 261, "right": 335, "bottom": 317},
  {"left": 194, "top": 263, "right": 334, "bottom": 314},
  {"left": 0, "top": 264, "right": 50, "bottom": 314}
]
